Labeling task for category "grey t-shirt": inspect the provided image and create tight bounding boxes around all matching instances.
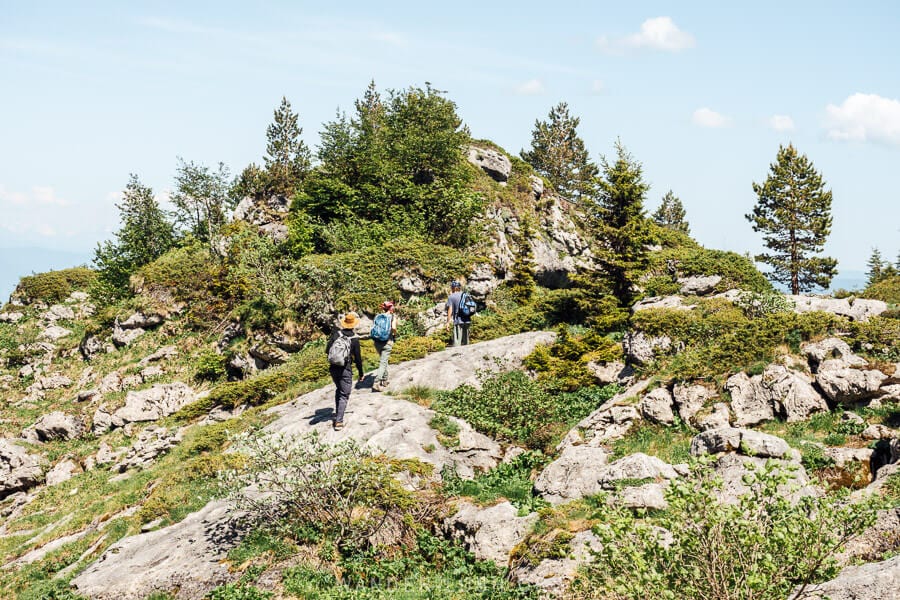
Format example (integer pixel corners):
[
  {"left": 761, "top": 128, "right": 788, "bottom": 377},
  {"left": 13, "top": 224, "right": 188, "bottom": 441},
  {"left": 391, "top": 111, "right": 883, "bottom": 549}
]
[{"left": 445, "top": 291, "right": 470, "bottom": 324}]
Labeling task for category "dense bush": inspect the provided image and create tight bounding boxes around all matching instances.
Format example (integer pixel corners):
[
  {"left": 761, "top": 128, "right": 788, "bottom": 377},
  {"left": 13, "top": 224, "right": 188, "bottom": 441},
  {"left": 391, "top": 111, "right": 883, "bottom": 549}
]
[
  {"left": 14, "top": 267, "right": 95, "bottom": 304},
  {"left": 631, "top": 305, "right": 840, "bottom": 379},
  {"left": 863, "top": 274, "right": 900, "bottom": 304},
  {"left": 221, "top": 430, "right": 419, "bottom": 549},
  {"left": 848, "top": 316, "right": 900, "bottom": 361},
  {"left": 523, "top": 326, "right": 623, "bottom": 391},
  {"left": 645, "top": 243, "right": 772, "bottom": 295},
  {"left": 433, "top": 370, "right": 618, "bottom": 450},
  {"left": 572, "top": 460, "right": 881, "bottom": 600}
]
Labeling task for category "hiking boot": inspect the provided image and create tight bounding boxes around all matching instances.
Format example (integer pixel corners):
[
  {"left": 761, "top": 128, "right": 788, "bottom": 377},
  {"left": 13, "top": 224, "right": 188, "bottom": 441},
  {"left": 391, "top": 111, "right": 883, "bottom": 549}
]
[
  {"left": 372, "top": 381, "right": 383, "bottom": 392},
  {"left": 333, "top": 421, "right": 344, "bottom": 431}
]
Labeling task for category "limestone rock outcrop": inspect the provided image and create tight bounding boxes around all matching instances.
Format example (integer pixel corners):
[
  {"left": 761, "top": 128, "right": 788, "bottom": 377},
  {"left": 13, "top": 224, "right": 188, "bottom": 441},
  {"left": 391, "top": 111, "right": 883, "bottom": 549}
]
[{"left": 442, "top": 501, "right": 536, "bottom": 564}]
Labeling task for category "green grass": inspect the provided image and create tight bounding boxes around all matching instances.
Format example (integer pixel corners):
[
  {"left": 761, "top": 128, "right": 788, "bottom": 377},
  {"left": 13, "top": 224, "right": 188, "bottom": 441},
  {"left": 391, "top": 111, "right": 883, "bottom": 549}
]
[{"left": 610, "top": 422, "right": 693, "bottom": 464}]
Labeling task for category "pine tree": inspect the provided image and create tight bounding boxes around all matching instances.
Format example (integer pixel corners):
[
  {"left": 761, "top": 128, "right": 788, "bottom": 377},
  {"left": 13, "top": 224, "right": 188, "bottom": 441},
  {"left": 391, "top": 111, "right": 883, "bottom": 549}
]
[
  {"left": 521, "top": 102, "right": 598, "bottom": 201},
  {"left": 265, "top": 97, "right": 311, "bottom": 196},
  {"left": 652, "top": 190, "right": 690, "bottom": 234},
  {"left": 580, "top": 141, "right": 652, "bottom": 308},
  {"left": 746, "top": 144, "right": 837, "bottom": 294},
  {"left": 866, "top": 248, "right": 884, "bottom": 286}
]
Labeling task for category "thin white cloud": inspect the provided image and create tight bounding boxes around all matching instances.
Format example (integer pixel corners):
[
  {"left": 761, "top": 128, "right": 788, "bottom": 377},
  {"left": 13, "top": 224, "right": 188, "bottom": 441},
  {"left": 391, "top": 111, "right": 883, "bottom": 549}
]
[
  {"left": 768, "top": 115, "right": 795, "bottom": 132},
  {"left": 0, "top": 185, "right": 68, "bottom": 206},
  {"left": 32, "top": 186, "right": 70, "bottom": 206},
  {"left": 599, "top": 17, "right": 695, "bottom": 53},
  {"left": 590, "top": 79, "right": 605, "bottom": 94},
  {"left": 825, "top": 93, "right": 900, "bottom": 145},
  {"left": 515, "top": 79, "right": 545, "bottom": 96},
  {"left": 692, "top": 108, "right": 730, "bottom": 128},
  {"left": 369, "top": 32, "right": 407, "bottom": 46}
]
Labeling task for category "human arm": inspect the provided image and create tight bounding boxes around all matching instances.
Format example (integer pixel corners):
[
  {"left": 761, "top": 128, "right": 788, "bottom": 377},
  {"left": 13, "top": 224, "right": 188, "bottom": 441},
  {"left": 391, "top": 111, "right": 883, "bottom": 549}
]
[{"left": 352, "top": 337, "right": 364, "bottom": 380}]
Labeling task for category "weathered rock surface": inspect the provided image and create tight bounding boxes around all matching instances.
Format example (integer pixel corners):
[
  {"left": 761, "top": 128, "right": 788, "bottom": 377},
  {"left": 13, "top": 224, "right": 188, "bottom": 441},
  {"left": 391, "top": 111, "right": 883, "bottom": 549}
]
[
  {"left": 623, "top": 331, "right": 672, "bottom": 365},
  {"left": 120, "top": 312, "right": 164, "bottom": 329},
  {"left": 790, "top": 295, "right": 888, "bottom": 322},
  {"left": 838, "top": 507, "right": 900, "bottom": 564},
  {"left": 639, "top": 387, "right": 675, "bottom": 425},
  {"left": 586, "top": 360, "right": 633, "bottom": 385},
  {"left": 632, "top": 295, "right": 694, "bottom": 312},
  {"left": 610, "top": 482, "right": 669, "bottom": 510},
  {"left": 802, "top": 338, "right": 867, "bottom": 372},
  {"left": 711, "top": 453, "right": 813, "bottom": 505},
  {"left": 534, "top": 445, "right": 609, "bottom": 504},
  {"left": 71, "top": 499, "right": 238, "bottom": 599},
  {"left": 802, "top": 554, "right": 900, "bottom": 600},
  {"left": 46, "top": 459, "right": 81, "bottom": 486},
  {"left": 466, "top": 146, "right": 511, "bottom": 182},
  {"left": 111, "top": 426, "right": 183, "bottom": 473},
  {"left": 511, "top": 530, "right": 602, "bottom": 597},
  {"left": 562, "top": 380, "right": 650, "bottom": 448},
  {"left": 725, "top": 372, "right": 775, "bottom": 426},
  {"left": 266, "top": 333, "right": 553, "bottom": 478},
  {"left": 691, "top": 427, "right": 791, "bottom": 459},
  {"left": 816, "top": 362, "right": 887, "bottom": 403},
  {"left": 678, "top": 275, "right": 721, "bottom": 296},
  {"left": 113, "top": 383, "right": 195, "bottom": 425},
  {"left": 0, "top": 311, "right": 24, "bottom": 323},
  {"left": 596, "top": 453, "right": 680, "bottom": 488},
  {"left": 673, "top": 383, "right": 717, "bottom": 426},
  {"left": 761, "top": 364, "right": 828, "bottom": 422},
  {"left": 38, "top": 325, "right": 71, "bottom": 341},
  {"left": 112, "top": 324, "right": 144, "bottom": 347},
  {"left": 0, "top": 439, "right": 45, "bottom": 499},
  {"left": 41, "top": 304, "right": 75, "bottom": 322},
  {"left": 696, "top": 402, "right": 732, "bottom": 431},
  {"left": 23, "top": 411, "right": 85, "bottom": 443},
  {"left": 442, "top": 501, "right": 536, "bottom": 564}
]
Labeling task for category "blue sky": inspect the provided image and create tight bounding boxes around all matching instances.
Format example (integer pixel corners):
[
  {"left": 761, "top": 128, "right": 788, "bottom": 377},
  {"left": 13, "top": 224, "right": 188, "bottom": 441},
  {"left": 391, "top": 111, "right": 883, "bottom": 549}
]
[{"left": 2, "top": 1, "right": 899, "bottom": 299}]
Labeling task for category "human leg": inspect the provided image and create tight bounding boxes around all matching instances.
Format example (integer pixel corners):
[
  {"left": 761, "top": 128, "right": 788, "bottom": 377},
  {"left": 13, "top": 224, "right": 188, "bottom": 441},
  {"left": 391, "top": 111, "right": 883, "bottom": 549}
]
[
  {"left": 373, "top": 340, "right": 393, "bottom": 387},
  {"left": 332, "top": 365, "right": 353, "bottom": 424},
  {"left": 459, "top": 323, "right": 470, "bottom": 346}
]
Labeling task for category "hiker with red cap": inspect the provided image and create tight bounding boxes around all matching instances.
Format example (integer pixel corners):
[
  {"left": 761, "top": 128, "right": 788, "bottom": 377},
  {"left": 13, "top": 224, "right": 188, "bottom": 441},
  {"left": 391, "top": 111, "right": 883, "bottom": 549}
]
[{"left": 370, "top": 300, "right": 398, "bottom": 392}]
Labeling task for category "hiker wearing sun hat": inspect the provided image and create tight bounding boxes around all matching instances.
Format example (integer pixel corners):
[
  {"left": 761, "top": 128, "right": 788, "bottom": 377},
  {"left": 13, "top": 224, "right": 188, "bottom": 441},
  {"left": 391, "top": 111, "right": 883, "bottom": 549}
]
[
  {"left": 325, "top": 311, "right": 364, "bottom": 430},
  {"left": 370, "top": 300, "right": 398, "bottom": 392}
]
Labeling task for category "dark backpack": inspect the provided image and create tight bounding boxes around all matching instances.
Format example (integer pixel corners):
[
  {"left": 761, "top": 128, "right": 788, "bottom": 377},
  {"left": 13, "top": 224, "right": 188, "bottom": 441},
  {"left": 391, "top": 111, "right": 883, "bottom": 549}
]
[
  {"left": 327, "top": 332, "right": 352, "bottom": 366},
  {"left": 458, "top": 292, "right": 477, "bottom": 319},
  {"left": 370, "top": 313, "right": 392, "bottom": 342}
]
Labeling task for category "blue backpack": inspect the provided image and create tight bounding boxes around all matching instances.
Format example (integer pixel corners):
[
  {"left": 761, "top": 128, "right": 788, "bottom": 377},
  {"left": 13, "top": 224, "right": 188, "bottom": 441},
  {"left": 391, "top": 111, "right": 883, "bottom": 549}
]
[
  {"left": 458, "top": 292, "right": 477, "bottom": 319},
  {"left": 370, "top": 313, "right": 392, "bottom": 342}
]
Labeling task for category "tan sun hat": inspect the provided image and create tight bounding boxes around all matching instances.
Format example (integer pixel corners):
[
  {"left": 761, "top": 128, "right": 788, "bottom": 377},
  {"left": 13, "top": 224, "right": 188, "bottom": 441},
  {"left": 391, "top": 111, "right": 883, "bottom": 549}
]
[{"left": 339, "top": 311, "right": 360, "bottom": 329}]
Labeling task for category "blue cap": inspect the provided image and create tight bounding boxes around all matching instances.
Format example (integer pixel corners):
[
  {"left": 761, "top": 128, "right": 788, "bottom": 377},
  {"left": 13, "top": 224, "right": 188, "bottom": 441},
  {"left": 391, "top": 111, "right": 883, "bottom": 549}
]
[{"left": 451, "top": 280, "right": 461, "bottom": 288}]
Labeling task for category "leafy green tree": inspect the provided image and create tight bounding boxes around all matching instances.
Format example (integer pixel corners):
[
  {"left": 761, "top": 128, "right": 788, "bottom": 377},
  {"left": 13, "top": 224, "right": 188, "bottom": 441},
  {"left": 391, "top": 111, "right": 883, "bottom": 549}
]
[
  {"left": 265, "top": 97, "right": 311, "bottom": 196},
  {"left": 652, "top": 190, "right": 690, "bottom": 234},
  {"left": 521, "top": 102, "right": 598, "bottom": 201},
  {"left": 303, "top": 82, "right": 479, "bottom": 246},
  {"left": 172, "top": 158, "right": 233, "bottom": 253},
  {"left": 580, "top": 141, "right": 653, "bottom": 308},
  {"left": 746, "top": 144, "right": 837, "bottom": 294},
  {"left": 93, "top": 174, "right": 176, "bottom": 298}
]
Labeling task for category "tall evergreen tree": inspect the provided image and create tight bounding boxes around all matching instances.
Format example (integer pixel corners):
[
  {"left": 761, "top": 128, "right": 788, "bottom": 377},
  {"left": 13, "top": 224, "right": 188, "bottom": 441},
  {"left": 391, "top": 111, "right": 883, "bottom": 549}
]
[
  {"left": 652, "top": 190, "right": 690, "bottom": 234},
  {"left": 746, "top": 144, "right": 837, "bottom": 294},
  {"left": 265, "top": 97, "right": 311, "bottom": 196},
  {"left": 580, "top": 141, "right": 652, "bottom": 308},
  {"left": 866, "top": 247, "right": 884, "bottom": 286},
  {"left": 521, "top": 102, "right": 598, "bottom": 201},
  {"left": 93, "top": 174, "right": 176, "bottom": 297}
]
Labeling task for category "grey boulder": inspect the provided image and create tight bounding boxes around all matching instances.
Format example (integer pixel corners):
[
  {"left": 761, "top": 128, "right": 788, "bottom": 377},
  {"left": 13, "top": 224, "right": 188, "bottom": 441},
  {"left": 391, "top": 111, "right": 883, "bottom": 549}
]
[
  {"left": 442, "top": 501, "right": 537, "bottom": 565},
  {"left": 534, "top": 445, "right": 610, "bottom": 504}
]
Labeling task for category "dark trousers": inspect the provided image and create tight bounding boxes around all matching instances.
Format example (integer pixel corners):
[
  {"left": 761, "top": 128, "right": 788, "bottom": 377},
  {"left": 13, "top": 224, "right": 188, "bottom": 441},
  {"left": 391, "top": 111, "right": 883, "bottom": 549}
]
[{"left": 330, "top": 364, "right": 353, "bottom": 423}]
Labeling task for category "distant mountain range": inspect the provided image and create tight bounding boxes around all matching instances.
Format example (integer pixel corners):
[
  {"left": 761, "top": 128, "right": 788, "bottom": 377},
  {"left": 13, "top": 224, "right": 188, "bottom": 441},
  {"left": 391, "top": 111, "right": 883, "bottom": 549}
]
[{"left": 0, "top": 247, "right": 93, "bottom": 303}]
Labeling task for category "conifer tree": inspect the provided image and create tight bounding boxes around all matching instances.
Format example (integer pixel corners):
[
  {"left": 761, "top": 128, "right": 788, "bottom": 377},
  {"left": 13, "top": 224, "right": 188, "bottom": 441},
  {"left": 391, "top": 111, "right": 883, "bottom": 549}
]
[
  {"left": 580, "top": 141, "right": 652, "bottom": 308},
  {"left": 265, "top": 97, "right": 311, "bottom": 196},
  {"left": 652, "top": 190, "right": 690, "bottom": 234},
  {"left": 521, "top": 102, "right": 598, "bottom": 201},
  {"left": 866, "top": 247, "right": 884, "bottom": 286},
  {"left": 746, "top": 144, "right": 837, "bottom": 294}
]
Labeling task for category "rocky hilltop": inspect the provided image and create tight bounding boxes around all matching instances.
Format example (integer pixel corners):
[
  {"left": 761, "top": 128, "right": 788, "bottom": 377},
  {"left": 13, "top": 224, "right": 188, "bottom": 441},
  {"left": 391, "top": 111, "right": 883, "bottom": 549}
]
[{"left": 0, "top": 136, "right": 898, "bottom": 600}]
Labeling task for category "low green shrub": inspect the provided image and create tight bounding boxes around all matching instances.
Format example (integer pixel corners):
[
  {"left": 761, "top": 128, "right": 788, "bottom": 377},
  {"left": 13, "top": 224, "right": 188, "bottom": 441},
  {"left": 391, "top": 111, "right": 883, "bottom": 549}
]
[
  {"left": 848, "top": 316, "right": 900, "bottom": 361},
  {"left": 610, "top": 422, "right": 693, "bottom": 465},
  {"left": 14, "top": 267, "right": 95, "bottom": 304},
  {"left": 390, "top": 336, "right": 446, "bottom": 363},
  {"left": 573, "top": 460, "right": 881, "bottom": 600},
  {"left": 206, "top": 583, "right": 272, "bottom": 600},
  {"left": 523, "top": 326, "right": 622, "bottom": 392},
  {"left": 864, "top": 274, "right": 900, "bottom": 304},
  {"left": 194, "top": 349, "right": 227, "bottom": 382},
  {"left": 646, "top": 245, "right": 772, "bottom": 294},
  {"left": 441, "top": 451, "right": 548, "bottom": 512}
]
